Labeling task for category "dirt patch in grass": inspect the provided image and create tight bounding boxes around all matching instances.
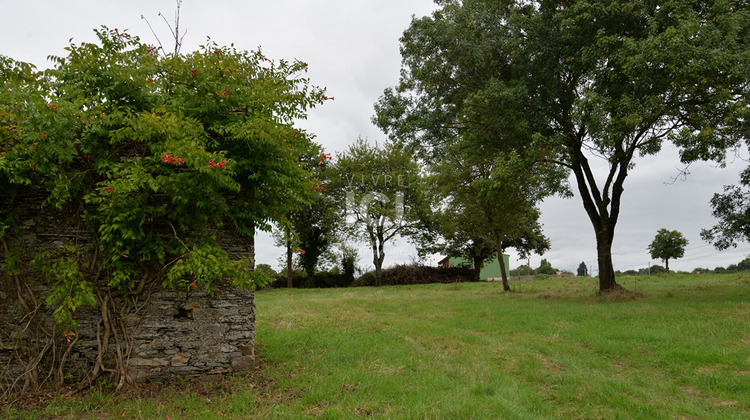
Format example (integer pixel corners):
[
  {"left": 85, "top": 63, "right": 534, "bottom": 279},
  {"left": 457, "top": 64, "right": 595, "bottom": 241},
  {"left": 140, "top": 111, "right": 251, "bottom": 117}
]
[
  {"left": 596, "top": 287, "right": 647, "bottom": 302},
  {"left": 366, "top": 358, "right": 405, "bottom": 376},
  {"left": 537, "top": 290, "right": 568, "bottom": 300},
  {"left": 1, "top": 372, "right": 256, "bottom": 416},
  {"left": 1, "top": 390, "right": 58, "bottom": 414},
  {"left": 340, "top": 384, "right": 361, "bottom": 393},
  {"left": 307, "top": 401, "right": 331, "bottom": 417},
  {"left": 273, "top": 319, "right": 298, "bottom": 329},
  {"left": 685, "top": 284, "right": 727, "bottom": 292},
  {"left": 679, "top": 385, "right": 740, "bottom": 409},
  {"left": 696, "top": 364, "right": 735, "bottom": 376},
  {"left": 354, "top": 407, "right": 374, "bottom": 416},
  {"left": 539, "top": 356, "right": 564, "bottom": 373}
]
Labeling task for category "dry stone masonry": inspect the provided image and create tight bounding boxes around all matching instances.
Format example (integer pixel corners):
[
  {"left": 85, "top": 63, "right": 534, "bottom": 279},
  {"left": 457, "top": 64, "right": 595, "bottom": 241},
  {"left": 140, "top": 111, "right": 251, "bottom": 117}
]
[
  {"left": 0, "top": 189, "right": 257, "bottom": 385},
  {"left": 121, "top": 285, "right": 255, "bottom": 382}
]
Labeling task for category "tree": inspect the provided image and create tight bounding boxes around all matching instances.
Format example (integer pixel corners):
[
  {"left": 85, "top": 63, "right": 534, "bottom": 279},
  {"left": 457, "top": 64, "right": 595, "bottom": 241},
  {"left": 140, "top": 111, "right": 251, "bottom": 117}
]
[
  {"left": 419, "top": 153, "right": 546, "bottom": 285},
  {"left": 473, "top": 152, "right": 562, "bottom": 290},
  {"left": 577, "top": 262, "right": 588, "bottom": 277},
  {"left": 339, "top": 244, "right": 359, "bottom": 280},
  {"left": 295, "top": 161, "right": 340, "bottom": 277},
  {"left": 254, "top": 264, "right": 279, "bottom": 281},
  {"left": 0, "top": 27, "right": 327, "bottom": 387},
  {"left": 536, "top": 259, "right": 557, "bottom": 276},
  {"left": 328, "top": 139, "right": 431, "bottom": 286},
  {"left": 391, "top": 129, "right": 558, "bottom": 290},
  {"left": 648, "top": 265, "right": 668, "bottom": 275},
  {"left": 701, "top": 167, "right": 750, "bottom": 250},
  {"left": 738, "top": 257, "right": 750, "bottom": 271},
  {"left": 289, "top": 198, "right": 339, "bottom": 277},
  {"left": 423, "top": 195, "right": 497, "bottom": 282},
  {"left": 375, "top": 0, "right": 750, "bottom": 292},
  {"left": 648, "top": 229, "right": 688, "bottom": 271},
  {"left": 509, "top": 264, "right": 533, "bottom": 276},
  {"left": 275, "top": 160, "right": 341, "bottom": 280},
  {"left": 379, "top": 51, "right": 565, "bottom": 291}
]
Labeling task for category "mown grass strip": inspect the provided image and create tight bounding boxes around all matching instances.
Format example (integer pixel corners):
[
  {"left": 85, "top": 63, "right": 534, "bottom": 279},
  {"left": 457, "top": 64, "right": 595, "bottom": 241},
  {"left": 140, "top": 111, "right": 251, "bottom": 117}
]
[{"left": 5, "top": 273, "right": 749, "bottom": 419}]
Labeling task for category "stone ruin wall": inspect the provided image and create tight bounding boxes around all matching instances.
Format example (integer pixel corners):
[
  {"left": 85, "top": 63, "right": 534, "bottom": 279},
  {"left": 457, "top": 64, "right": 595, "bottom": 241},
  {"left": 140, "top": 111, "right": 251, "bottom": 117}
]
[
  {"left": 103, "top": 285, "right": 256, "bottom": 382},
  {"left": 0, "top": 190, "right": 257, "bottom": 384}
]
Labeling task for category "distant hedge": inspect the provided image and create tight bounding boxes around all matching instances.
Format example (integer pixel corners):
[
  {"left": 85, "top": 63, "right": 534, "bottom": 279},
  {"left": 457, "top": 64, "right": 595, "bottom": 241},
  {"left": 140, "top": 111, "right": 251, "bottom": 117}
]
[
  {"left": 269, "top": 271, "right": 354, "bottom": 289},
  {"left": 268, "top": 264, "right": 476, "bottom": 289},
  {"left": 351, "top": 264, "right": 475, "bottom": 287}
]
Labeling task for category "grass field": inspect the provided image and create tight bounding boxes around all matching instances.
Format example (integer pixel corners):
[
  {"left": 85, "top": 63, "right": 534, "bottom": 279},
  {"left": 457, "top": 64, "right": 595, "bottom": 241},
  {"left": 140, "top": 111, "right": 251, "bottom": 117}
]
[{"left": 5, "top": 273, "right": 750, "bottom": 419}]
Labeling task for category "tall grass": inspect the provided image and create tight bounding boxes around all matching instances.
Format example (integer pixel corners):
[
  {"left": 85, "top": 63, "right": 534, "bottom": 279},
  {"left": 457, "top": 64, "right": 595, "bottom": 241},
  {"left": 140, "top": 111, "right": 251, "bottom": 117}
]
[{"left": 6, "top": 273, "right": 750, "bottom": 419}]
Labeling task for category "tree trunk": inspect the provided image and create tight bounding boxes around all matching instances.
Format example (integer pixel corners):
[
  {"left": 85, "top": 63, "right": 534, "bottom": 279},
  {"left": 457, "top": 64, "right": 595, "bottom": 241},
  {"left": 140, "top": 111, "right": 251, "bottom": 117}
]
[
  {"left": 568, "top": 143, "right": 627, "bottom": 293},
  {"left": 665, "top": 258, "right": 669, "bottom": 271},
  {"left": 376, "top": 231, "right": 386, "bottom": 286},
  {"left": 491, "top": 234, "right": 510, "bottom": 291},
  {"left": 249, "top": 220, "right": 255, "bottom": 271},
  {"left": 497, "top": 248, "right": 510, "bottom": 291},
  {"left": 372, "top": 240, "right": 384, "bottom": 287},
  {"left": 472, "top": 256, "right": 483, "bottom": 282},
  {"left": 285, "top": 226, "right": 293, "bottom": 288},
  {"left": 248, "top": 186, "right": 256, "bottom": 270},
  {"left": 596, "top": 234, "right": 617, "bottom": 291},
  {"left": 369, "top": 227, "right": 386, "bottom": 287},
  {"left": 373, "top": 256, "right": 383, "bottom": 286}
]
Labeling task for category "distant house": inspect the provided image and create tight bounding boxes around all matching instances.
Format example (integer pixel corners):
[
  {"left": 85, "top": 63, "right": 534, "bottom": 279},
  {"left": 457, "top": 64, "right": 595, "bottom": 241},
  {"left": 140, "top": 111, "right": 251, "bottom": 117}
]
[{"left": 438, "top": 254, "right": 510, "bottom": 281}]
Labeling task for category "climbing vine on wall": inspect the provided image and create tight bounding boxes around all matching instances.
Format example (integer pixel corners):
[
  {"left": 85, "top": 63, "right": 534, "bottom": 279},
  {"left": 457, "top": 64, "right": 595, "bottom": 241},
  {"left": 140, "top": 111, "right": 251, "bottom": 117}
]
[{"left": 0, "top": 27, "right": 328, "bottom": 392}]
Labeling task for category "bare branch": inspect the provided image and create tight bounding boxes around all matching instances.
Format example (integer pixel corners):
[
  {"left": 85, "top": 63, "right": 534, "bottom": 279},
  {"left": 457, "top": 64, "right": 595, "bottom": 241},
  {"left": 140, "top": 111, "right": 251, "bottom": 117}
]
[
  {"left": 143, "top": 0, "right": 184, "bottom": 56},
  {"left": 664, "top": 162, "right": 693, "bottom": 185},
  {"left": 140, "top": 14, "right": 167, "bottom": 58}
]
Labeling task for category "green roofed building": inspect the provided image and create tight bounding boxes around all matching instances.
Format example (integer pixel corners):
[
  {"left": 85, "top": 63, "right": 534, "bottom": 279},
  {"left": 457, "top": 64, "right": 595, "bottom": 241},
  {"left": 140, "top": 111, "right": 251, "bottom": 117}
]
[{"left": 437, "top": 254, "right": 510, "bottom": 281}]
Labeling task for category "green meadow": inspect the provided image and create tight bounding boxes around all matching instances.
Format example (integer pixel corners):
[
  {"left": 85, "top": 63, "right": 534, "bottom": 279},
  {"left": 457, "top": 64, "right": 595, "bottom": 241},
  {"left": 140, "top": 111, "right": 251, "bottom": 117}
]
[{"left": 6, "top": 273, "right": 750, "bottom": 419}]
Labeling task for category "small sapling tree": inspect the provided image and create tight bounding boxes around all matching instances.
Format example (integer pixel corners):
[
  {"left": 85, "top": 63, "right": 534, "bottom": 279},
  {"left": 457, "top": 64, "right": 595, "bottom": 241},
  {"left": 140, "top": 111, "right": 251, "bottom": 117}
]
[{"left": 648, "top": 229, "right": 689, "bottom": 271}]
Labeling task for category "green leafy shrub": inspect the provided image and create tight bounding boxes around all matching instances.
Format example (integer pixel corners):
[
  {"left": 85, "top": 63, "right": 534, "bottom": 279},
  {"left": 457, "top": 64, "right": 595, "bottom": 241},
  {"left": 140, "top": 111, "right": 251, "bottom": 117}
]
[
  {"left": 0, "top": 27, "right": 327, "bottom": 331},
  {"left": 650, "top": 265, "right": 668, "bottom": 275}
]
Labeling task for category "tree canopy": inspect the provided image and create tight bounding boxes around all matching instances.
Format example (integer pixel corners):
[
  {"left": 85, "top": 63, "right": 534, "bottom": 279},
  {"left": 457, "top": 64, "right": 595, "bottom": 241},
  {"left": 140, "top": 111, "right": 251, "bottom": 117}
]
[
  {"left": 701, "top": 166, "right": 750, "bottom": 250},
  {"left": 375, "top": 0, "right": 750, "bottom": 291}
]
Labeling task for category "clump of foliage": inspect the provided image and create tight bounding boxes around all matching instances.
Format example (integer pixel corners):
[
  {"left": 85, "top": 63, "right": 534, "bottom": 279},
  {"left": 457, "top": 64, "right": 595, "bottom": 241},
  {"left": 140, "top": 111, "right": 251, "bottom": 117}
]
[
  {"left": 270, "top": 244, "right": 359, "bottom": 289},
  {"left": 702, "top": 167, "right": 750, "bottom": 250},
  {"left": 508, "top": 265, "right": 533, "bottom": 277},
  {"left": 535, "top": 259, "right": 558, "bottom": 276},
  {"left": 0, "top": 27, "right": 327, "bottom": 391},
  {"left": 577, "top": 262, "right": 588, "bottom": 277},
  {"left": 270, "top": 270, "right": 356, "bottom": 289},
  {"left": 351, "top": 264, "right": 475, "bottom": 287}
]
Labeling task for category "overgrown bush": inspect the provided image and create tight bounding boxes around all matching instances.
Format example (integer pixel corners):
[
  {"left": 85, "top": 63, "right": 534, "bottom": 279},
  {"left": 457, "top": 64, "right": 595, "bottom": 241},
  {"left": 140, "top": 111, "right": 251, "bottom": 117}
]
[
  {"left": 0, "top": 26, "right": 328, "bottom": 392},
  {"left": 269, "top": 270, "right": 355, "bottom": 289},
  {"left": 351, "top": 264, "right": 475, "bottom": 287},
  {"left": 649, "top": 265, "right": 668, "bottom": 274}
]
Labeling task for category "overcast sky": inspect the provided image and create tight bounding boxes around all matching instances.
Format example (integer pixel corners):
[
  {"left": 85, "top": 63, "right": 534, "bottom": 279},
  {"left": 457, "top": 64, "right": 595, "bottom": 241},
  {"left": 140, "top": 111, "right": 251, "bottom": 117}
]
[{"left": 2, "top": 0, "right": 748, "bottom": 275}]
